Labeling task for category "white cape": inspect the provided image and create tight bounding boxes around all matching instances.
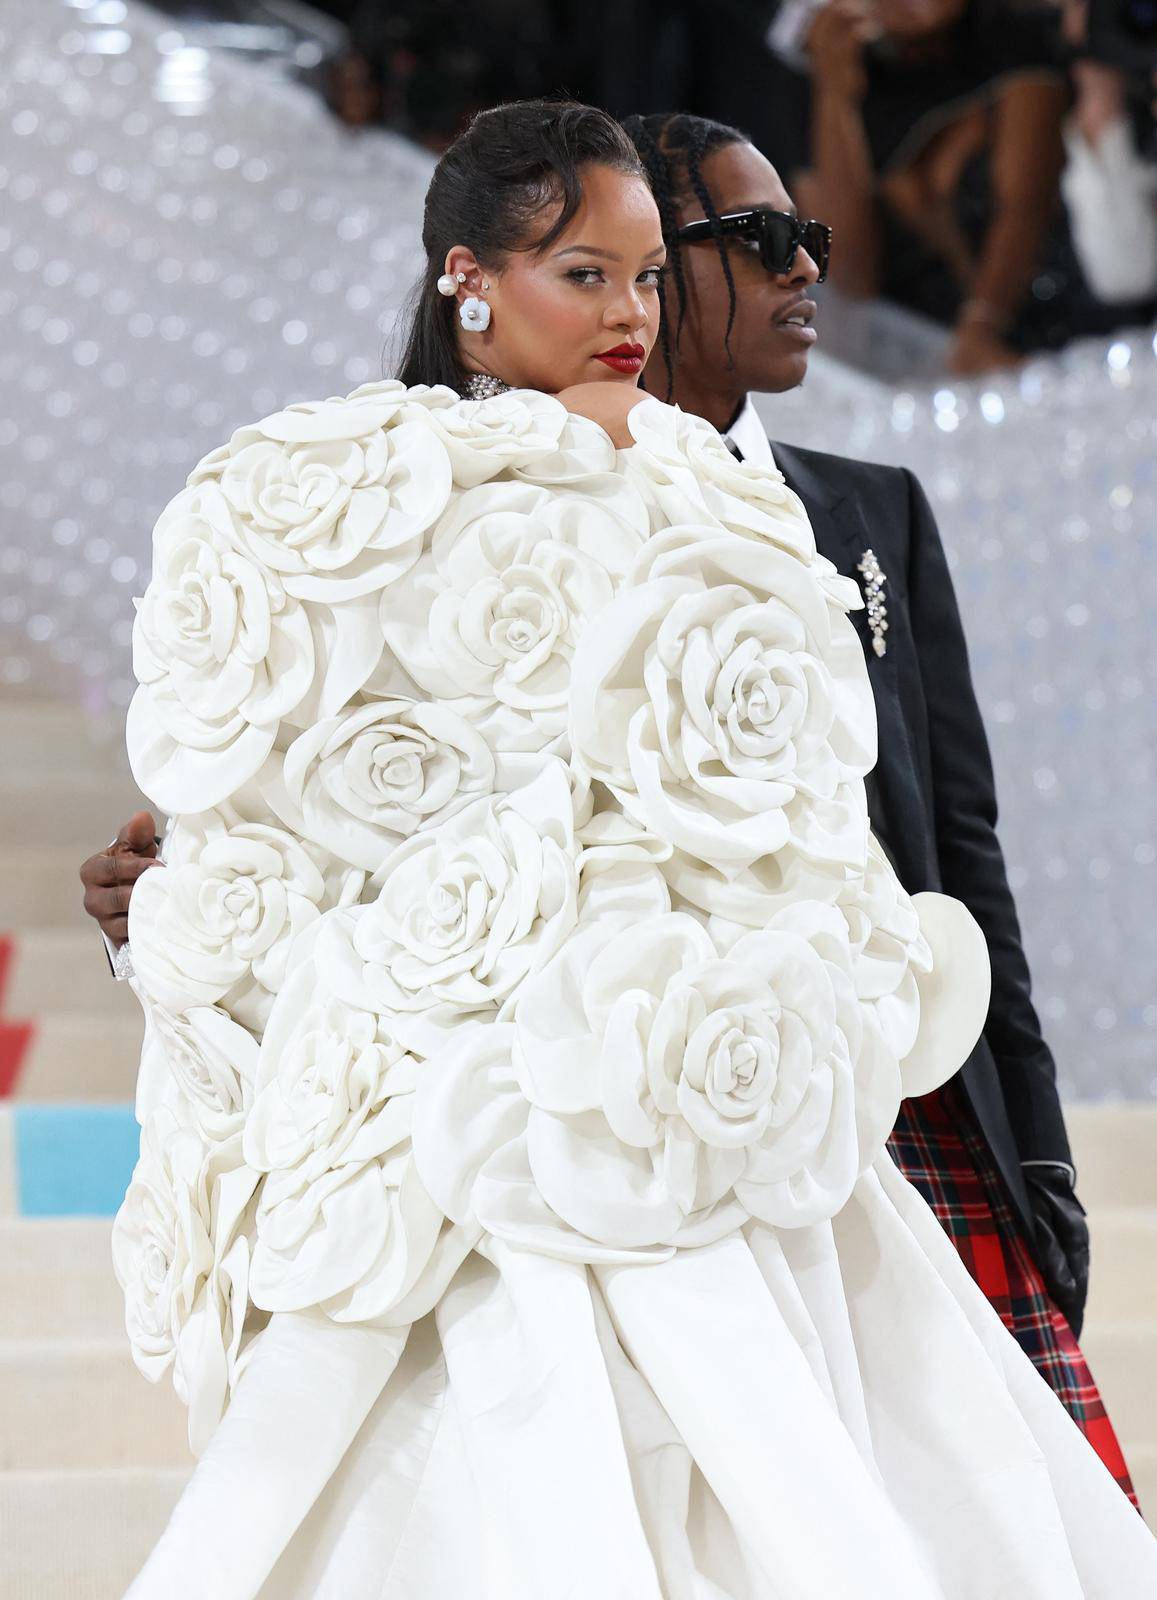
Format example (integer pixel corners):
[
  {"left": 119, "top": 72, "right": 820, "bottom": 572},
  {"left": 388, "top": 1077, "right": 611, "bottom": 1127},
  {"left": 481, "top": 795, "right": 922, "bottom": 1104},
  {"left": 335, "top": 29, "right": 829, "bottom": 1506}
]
[{"left": 114, "top": 384, "right": 1156, "bottom": 1597}]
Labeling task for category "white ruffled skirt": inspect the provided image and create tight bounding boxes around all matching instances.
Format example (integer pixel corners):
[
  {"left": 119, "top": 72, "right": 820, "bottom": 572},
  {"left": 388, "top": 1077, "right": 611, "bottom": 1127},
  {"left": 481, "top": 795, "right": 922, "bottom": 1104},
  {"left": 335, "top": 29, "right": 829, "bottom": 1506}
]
[{"left": 126, "top": 1154, "right": 1156, "bottom": 1600}]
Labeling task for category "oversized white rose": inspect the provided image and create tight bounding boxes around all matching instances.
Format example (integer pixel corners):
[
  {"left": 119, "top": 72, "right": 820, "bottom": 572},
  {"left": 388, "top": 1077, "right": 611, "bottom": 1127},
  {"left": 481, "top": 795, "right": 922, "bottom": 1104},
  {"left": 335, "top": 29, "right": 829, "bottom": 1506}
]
[
  {"left": 112, "top": 1108, "right": 260, "bottom": 1454},
  {"left": 128, "top": 481, "right": 316, "bottom": 813},
  {"left": 136, "top": 1000, "right": 259, "bottom": 1142},
  {"left": 342, "top": 760, "right": 580, "bottom": 1049},
  {"left": 421, "top": 388, "right": 570, "bottom": 488},
  {"left": 570, "top": 550, "right": 874, "bottom": 892},
  {"left": 381, "top": 479, "right": 648, "bottom": 752},
  {"left": 191, "top": 387, "right": 452, "bottom": 603},
  {"left": 837, "top": 836, "right": 933, "bottom": 1063},
  {"left": 622, "top": 396, "right": 818, "bottom": 560},
  {"left": 659, "top": 802, "right": 868, "bottom": 930},
  {"left": 506, "top": 874, "right": 901, "bottom": 1250},
  {"left": 346, "top": 379, "right": 458, "bottom": 413},
  {"left": 271, "top": 697, "right": 496, "bottom": 871},
  {"left": 243, "top": 954, "right": 473, "bottom": 1325},
  {"left": 510, "top": 408, "right": 631, "bottom": 488},
  {"left": 128, "top": 812, "right": 363, "bottom": 1032}
]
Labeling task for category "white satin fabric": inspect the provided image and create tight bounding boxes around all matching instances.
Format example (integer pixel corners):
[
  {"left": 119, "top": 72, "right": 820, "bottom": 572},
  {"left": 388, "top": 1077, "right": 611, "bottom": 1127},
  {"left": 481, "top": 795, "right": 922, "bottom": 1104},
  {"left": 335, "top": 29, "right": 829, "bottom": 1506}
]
[
  {"left": 117, "top": 385, "right": 1157, "bottom": 1596},
  {"left": 128, "top": 1161, "right": 1157, "bottom": 1600}
]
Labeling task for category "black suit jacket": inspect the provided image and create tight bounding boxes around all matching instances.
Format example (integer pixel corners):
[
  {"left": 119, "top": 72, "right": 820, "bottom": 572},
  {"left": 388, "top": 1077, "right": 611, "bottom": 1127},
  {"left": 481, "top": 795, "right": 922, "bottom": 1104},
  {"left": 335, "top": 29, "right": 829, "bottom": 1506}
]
[{"left": 772, "top": 438, "right": 1072, "bottom": 1242}]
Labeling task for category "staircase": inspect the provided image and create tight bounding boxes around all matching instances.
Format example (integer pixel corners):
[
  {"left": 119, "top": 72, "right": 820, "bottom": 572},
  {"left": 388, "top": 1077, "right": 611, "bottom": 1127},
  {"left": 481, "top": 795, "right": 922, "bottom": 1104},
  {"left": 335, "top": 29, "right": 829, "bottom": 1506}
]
[
  {"left": 1066, "top": 1105, "right": 1157, "bottom": 1518},
  {"left": 0, "top": 696, "right": 1153, "bottom": 1596},
  {"left": 0, "top": 698, "right": 193, "bottom": 1596}
]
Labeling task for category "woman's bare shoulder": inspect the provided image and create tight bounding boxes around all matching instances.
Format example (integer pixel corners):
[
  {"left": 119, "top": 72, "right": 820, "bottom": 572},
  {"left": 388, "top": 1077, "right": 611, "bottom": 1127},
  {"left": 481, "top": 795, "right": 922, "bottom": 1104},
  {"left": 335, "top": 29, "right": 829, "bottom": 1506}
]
[{"left": 554, "top": 382, "right": 649, "bottom": 449}]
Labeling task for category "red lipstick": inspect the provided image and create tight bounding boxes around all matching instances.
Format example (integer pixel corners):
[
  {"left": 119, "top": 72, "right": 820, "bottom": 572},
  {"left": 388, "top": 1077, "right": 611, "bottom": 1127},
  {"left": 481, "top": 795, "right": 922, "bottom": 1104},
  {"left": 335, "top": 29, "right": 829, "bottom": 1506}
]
[{"left": 594, "top": 341, "right": 645, "bottom": 374}]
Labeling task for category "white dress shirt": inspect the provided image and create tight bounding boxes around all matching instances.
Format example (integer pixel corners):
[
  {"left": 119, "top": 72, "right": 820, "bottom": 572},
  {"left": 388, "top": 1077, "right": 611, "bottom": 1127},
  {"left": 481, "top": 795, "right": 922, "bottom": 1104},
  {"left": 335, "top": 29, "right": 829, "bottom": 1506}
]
[{"left": 725, "top": 397, "right": 778, "bottom": 473}]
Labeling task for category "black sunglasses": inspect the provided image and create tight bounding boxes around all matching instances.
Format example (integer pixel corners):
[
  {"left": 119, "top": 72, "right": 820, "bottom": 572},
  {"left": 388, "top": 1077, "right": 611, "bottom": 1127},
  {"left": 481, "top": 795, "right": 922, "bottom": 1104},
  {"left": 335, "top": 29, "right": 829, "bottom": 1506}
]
[{"left": 675, "top": 208, "right": 832, "bottom": 283}]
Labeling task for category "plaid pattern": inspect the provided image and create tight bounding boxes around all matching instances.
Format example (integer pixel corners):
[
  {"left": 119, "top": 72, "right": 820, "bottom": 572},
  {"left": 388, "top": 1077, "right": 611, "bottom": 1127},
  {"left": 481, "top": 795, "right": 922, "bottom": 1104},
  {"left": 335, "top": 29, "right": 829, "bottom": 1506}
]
[{"left": 888, "top": 1081, "right": 1138, "bottom": 1506}]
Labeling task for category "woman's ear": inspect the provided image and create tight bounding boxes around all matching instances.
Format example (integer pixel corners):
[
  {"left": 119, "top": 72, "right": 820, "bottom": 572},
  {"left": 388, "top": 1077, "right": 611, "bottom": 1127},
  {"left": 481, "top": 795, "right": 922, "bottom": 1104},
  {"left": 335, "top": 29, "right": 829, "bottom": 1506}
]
[{"left": 443, "top": 246, "right": 488, "bottom": 294}]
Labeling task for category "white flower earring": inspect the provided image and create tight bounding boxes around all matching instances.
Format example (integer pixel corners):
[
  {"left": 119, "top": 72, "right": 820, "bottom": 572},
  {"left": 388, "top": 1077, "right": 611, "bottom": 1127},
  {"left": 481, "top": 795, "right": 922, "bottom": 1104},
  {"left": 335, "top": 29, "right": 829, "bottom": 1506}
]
[{"left": 459, "top": 295, "right": 491, "bottom": 332}]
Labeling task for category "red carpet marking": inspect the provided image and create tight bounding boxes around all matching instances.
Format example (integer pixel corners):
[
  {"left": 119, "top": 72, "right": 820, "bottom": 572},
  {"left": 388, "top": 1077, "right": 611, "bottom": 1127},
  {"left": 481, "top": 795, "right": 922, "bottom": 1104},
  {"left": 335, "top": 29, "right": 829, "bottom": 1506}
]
[{"left": 0, "top": 936, "right": 37, "bottom": 1097}]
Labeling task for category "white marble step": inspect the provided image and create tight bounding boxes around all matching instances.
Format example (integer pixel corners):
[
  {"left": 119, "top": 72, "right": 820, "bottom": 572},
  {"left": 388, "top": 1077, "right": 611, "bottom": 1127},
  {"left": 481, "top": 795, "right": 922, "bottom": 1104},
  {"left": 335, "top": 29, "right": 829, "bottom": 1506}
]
[
  {"left": 3, "top": 931, "right": 138, "bottom": 1017},
  {"left": 0, "top": 703, "right": 143, "bottom": 917},
  {"left": 1080, "top": 1322, "right": 1157, "bottom": 1457},
  {"left": 0, "top": 700, "right": 133, "bottom": 772},
  {"left": 1068, "top": 1106, "right": 1157, "bottom": 1209},
  {"left": 1, "top": 847, "right": 121, "bottom": 932},
  {"left": 1132, "top": 1445, "right": 1157, "bottom": 1526},
  {"left": 0, "top": 1219, "right": 124, "bottom": 1340},
  {"left": 13, "top": 1013, "right": 144, "bottom": 1100},
  {"left": 1084, "top": 1209, "right": 1157, "bottom": 1325},
  {"left": 0, "top": 782, "right": 155, "bottom": 853},
  {"left": 0, "top": 1340, "right": 192, "bottom": 1470},
  {"left": 0, "top": 1467, "right": 189, "bottom": 1600}
]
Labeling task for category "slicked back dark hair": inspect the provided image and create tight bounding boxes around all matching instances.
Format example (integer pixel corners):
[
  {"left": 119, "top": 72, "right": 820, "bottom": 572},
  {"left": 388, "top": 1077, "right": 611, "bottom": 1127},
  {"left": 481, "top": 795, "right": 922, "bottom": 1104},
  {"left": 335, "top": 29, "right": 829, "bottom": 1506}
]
[
  {"left": 397, "top": 99, "right": 645, "bottom": 392},
  {"left": 621, "top": 112, "right": 749, "bottom": 400}
]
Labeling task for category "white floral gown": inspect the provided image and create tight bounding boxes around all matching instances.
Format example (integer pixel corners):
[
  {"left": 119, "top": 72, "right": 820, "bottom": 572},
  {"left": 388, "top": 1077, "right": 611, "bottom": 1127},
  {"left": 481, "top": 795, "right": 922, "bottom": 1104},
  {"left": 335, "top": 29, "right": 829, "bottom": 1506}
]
[{"left": 115, "top": 385, "right": 1156, "bottom": 1599}]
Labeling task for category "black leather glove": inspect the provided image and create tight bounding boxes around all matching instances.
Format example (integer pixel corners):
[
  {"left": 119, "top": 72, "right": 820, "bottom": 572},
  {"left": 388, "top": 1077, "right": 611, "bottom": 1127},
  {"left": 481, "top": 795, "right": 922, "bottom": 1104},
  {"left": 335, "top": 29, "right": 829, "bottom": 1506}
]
[{"left": 1023, "top": 1163, "right": 1090, "bottom": 1339}]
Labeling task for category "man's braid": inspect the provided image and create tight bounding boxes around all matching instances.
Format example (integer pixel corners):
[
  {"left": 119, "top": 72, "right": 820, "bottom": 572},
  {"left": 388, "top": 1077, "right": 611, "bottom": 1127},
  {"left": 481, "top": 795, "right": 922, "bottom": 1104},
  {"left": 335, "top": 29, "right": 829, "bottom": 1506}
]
[
  {"left": 620, "top": 112, "right": 748, "bottom": 389},
  {"left": 620, "top": 114, "right": 685, "bottom": 399},
  {"left": 683, "top": 118, "right": 738, "bottom": 368}
]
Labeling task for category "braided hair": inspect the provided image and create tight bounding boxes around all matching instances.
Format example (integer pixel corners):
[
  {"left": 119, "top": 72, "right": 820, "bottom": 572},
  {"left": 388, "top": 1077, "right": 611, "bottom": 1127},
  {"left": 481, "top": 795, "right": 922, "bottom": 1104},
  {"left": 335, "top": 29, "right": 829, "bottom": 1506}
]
[{"left": 620, "top": 112, "right": 749, "bottom": 400}]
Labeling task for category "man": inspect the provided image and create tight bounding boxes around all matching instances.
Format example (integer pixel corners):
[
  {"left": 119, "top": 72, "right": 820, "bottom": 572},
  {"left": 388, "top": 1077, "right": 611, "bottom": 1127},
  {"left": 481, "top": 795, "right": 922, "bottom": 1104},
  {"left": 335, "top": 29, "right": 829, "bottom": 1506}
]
[
  {"left": 80, "top": 109, "right": 1133, "bottom": 1497},
  {"left": 618, "top": 109, "right": 1133, "bottom": 1496}
]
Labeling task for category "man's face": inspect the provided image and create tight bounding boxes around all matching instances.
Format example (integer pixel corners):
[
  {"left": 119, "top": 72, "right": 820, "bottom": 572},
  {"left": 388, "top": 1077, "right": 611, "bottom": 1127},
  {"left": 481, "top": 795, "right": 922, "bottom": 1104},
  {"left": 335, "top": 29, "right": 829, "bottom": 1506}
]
[{"left": 649, "top": 141, "right": 823, "bottom": 398}]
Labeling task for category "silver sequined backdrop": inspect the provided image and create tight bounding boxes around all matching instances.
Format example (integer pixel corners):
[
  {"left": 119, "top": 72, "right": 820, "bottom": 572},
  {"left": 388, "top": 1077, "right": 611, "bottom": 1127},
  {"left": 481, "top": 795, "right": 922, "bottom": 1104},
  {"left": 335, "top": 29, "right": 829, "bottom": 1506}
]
[{"left": 1, "top": 0, "right": 1154, "bottom": 1099}]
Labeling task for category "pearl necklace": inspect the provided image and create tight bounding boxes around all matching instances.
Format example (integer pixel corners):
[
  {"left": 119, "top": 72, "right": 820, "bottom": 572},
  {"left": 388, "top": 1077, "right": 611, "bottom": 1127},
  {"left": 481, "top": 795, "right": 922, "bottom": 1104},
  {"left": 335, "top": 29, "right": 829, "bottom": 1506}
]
[{"left": 461, "top": 373, "right": 512, "bottom": 401}]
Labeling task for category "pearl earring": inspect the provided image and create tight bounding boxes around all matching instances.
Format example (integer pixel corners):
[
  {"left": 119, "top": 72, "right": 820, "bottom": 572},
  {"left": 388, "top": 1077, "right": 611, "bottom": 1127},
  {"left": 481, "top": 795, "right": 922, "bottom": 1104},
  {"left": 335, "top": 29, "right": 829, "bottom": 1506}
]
[
  {"left": 459, "top": 296, "right": 491, "bottom": 332},
  {"left": 436, "top": 270, "right": 468, "bottom": 297}
]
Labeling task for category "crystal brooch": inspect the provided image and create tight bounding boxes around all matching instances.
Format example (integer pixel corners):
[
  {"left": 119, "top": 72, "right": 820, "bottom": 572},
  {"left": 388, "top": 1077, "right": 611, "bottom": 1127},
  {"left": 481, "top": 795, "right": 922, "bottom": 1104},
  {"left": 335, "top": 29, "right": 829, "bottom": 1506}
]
[{"left": 857, "top": 548, "right": 889, "bottom": 658}]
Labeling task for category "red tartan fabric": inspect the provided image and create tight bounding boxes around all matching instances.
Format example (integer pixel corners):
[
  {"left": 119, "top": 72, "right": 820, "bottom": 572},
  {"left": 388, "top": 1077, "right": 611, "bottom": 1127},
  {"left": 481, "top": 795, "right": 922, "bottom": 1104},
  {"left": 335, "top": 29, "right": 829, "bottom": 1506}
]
[{"left": 887, "top": 1082, "right": 1138, "bottom": 1506}]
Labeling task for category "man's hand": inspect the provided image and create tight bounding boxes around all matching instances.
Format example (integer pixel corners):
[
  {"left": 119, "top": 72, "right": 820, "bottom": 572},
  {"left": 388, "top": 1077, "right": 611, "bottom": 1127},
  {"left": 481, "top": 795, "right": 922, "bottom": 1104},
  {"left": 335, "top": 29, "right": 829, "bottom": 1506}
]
[
  {"left": 806, "top": 0, "right": 877, "bottom": 103},
  {"left": 79, "top": 810, "right": 163, "bottom": 949},
  {"left": 1024, "top": 1165, "right": 1091, "bottom": 1338}
]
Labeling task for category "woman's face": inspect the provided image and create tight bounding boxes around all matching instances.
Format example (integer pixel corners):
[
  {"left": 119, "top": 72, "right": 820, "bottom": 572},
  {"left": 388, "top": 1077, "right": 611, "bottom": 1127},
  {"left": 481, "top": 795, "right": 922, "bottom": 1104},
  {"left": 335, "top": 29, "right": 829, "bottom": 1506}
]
[{"left": 448, "top": 164, "right": 665, "bottom": 393}]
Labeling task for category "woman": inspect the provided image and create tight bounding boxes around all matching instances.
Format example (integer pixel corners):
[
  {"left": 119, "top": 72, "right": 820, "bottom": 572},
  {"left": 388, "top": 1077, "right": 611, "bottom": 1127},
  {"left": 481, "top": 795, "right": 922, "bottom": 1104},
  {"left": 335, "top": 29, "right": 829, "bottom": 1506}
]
[{"left": 114, "top": 100, "right": 1157, "bottom": 1598}]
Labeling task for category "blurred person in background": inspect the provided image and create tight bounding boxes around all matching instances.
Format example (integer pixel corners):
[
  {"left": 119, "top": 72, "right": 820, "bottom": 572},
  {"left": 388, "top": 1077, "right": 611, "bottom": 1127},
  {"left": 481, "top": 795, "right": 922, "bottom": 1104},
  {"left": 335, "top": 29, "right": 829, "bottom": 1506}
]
[
  {"left": 1061, "top": 0, "right": 1157, "bottom": 304},
  {"left": 792, "top": 0, "right": 1070, "bottom": 373},
  {"left": 313, "top": 0, "right": 1156, "bottom": 343},
  {"left": 327, "top": 0, "right": 556, "bottom": 148}
]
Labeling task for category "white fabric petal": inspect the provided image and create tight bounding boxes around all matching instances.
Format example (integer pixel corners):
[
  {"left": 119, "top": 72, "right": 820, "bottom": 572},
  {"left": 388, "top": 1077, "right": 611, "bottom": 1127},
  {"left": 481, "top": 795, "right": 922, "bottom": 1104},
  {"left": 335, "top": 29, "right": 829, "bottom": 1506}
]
[{"left": 901, "top": 893, "right": 992, "bottom": 1096}]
